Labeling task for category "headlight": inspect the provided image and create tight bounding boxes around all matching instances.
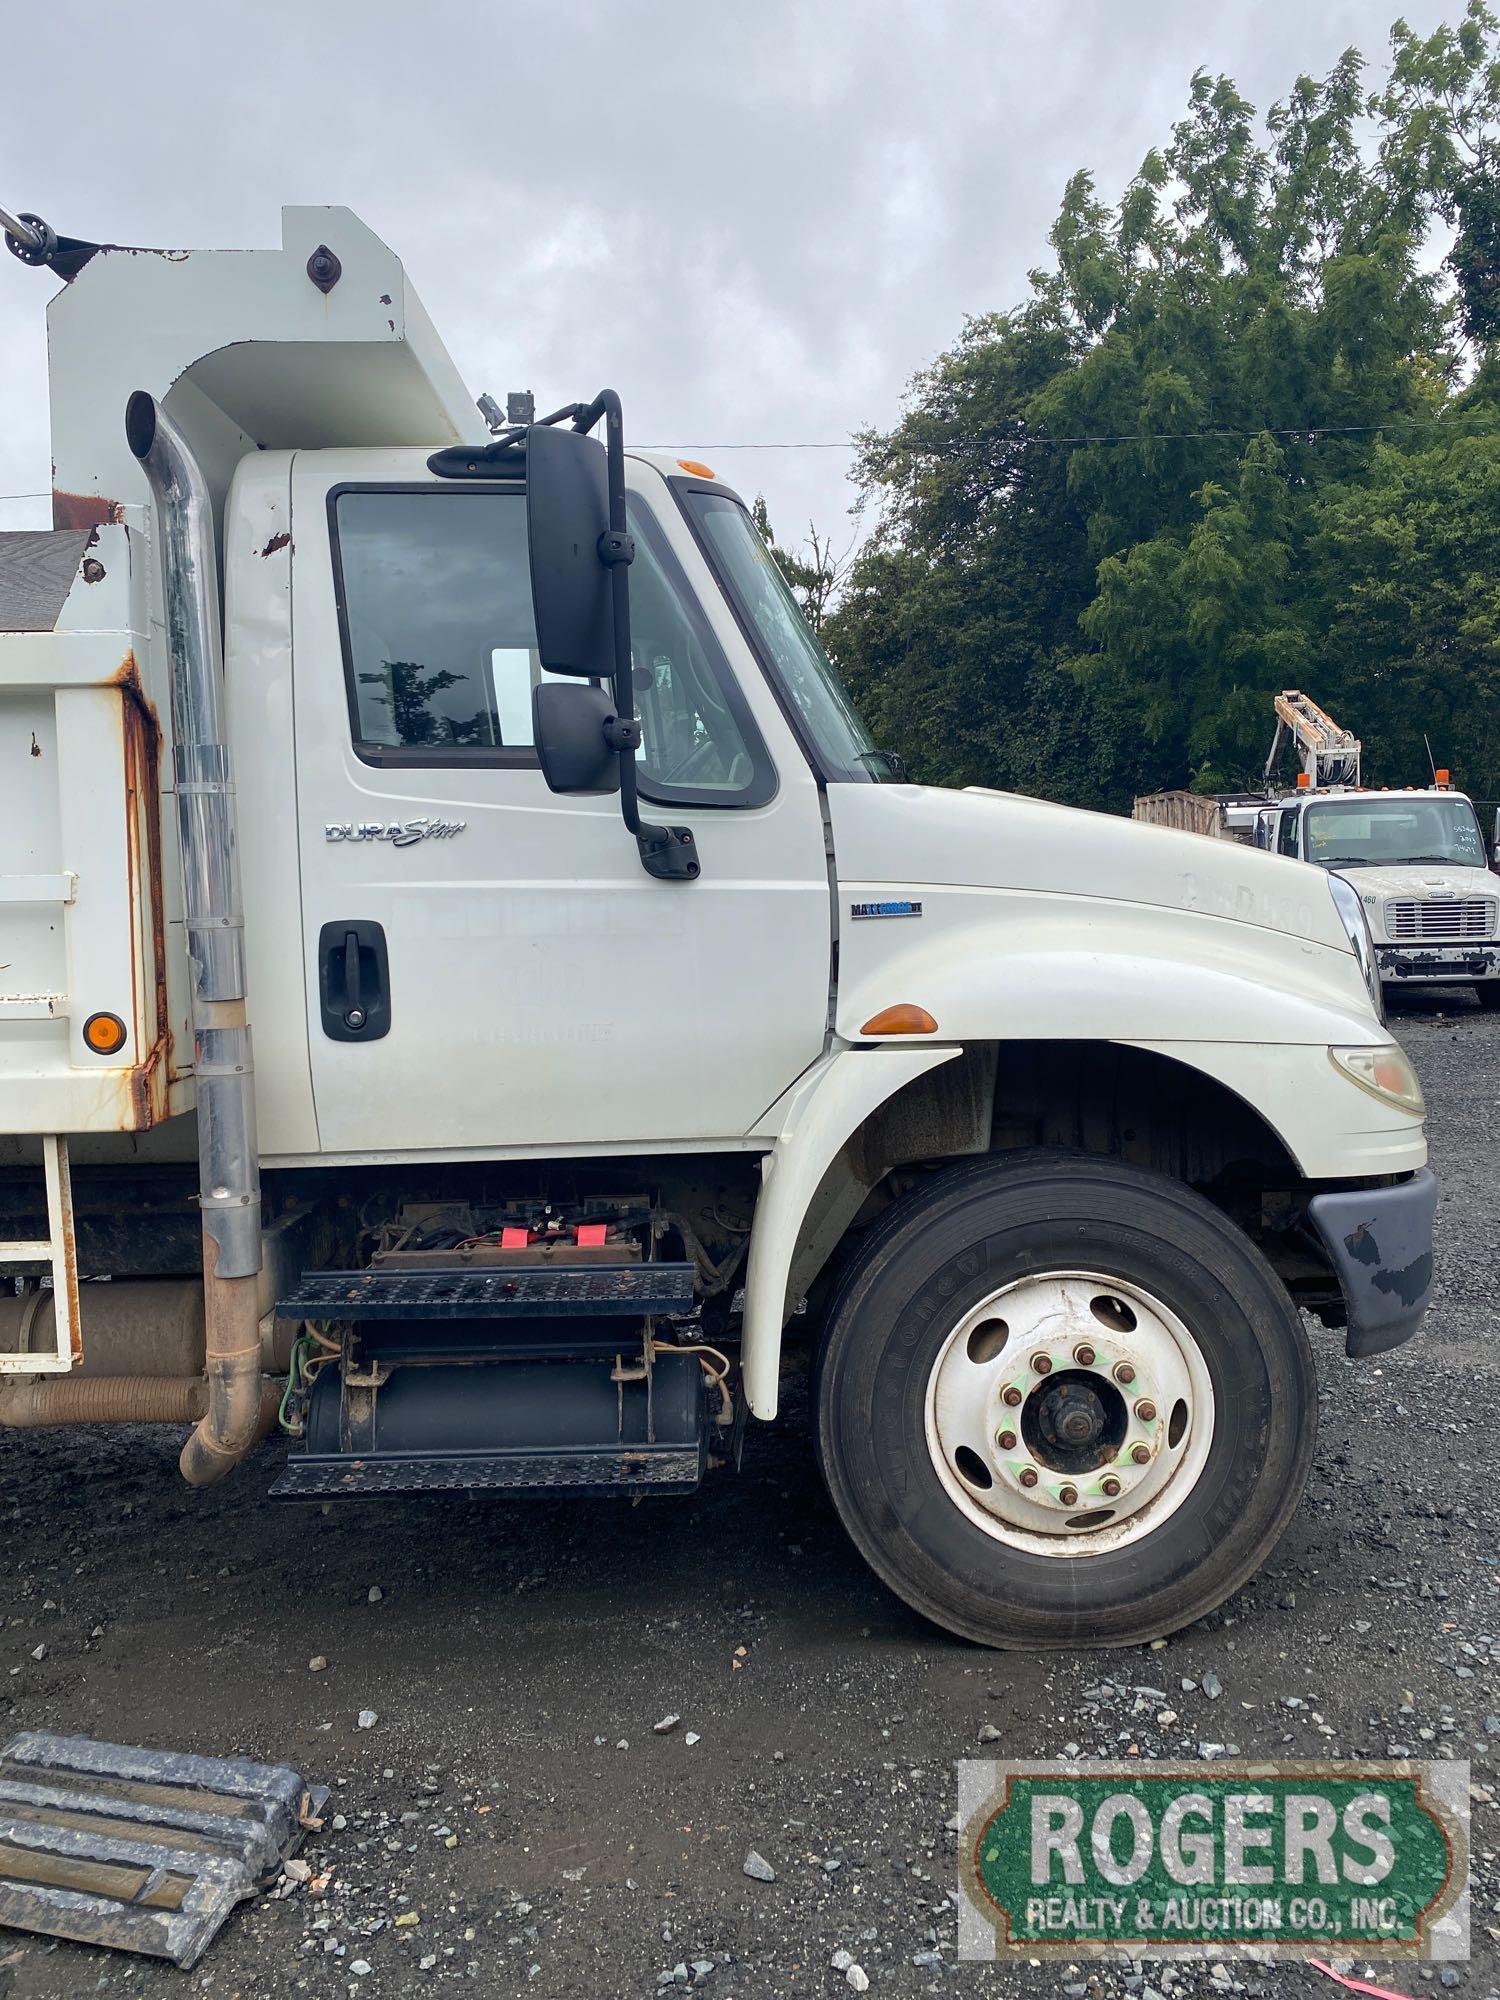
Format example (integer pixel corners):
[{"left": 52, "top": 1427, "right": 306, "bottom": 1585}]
[
  {"left": 1326, "top": 871, "right": 1384, "bottom": 1022},
  {"left": 1328, "top": 1044, "right": 1425, "bottom": 1116}
]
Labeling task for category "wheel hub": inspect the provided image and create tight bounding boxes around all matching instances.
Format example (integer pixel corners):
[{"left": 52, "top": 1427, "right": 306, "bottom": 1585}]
[
  {"left": 922, "top": 1271, "right": 1216, "bottom": 1558},
  {"left": 1026, "top": 1370, "right": 1125, "bottom": 1471}
]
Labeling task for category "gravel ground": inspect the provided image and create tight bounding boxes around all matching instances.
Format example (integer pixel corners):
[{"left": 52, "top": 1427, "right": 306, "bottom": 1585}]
[{"left": 0, "top": 989, "right": 1496, "bottom": 2000}]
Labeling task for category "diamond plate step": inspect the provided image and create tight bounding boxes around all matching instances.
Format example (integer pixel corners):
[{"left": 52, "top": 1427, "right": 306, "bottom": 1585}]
[
  {"left": 277, "top": 1262, "right": 695, "bottom": 1321},
  {"left": 271, "top": 1443, "right": 704, "bottom": 1499}
]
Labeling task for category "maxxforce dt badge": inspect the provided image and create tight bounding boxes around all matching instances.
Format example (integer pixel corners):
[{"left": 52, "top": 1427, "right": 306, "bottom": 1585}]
[{"left": 850, "top": 899, "right": 923, "bottom": 919}]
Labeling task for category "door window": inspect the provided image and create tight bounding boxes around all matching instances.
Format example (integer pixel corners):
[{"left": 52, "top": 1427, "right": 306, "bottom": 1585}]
[
  {"left": 329, "top": 485, "right": 773, "bottom": 804},
  {"left": 333, "top": 488, "right": 543, "bottom": 762},
  {"left": 1277, "top": 810, "right": 1301, "bottom": 858}
]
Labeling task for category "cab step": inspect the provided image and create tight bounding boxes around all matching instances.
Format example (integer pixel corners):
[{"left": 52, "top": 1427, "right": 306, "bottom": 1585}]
[{"left": 276, "top": 1262, "right": 695, "bottom": 1321}]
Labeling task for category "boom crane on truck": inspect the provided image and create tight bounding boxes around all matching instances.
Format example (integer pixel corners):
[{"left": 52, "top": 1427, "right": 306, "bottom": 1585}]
[{"left": 1264, "top": 689, "right": 1362, "bottom": 790}]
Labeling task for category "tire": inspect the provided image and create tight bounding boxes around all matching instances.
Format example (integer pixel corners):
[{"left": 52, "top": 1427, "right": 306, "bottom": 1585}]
[
  {"left": 1475, "top": 983, "right": 1500, "bottom": 1010},
  {"left": 813, "top": 1149, "right": 1316, "bottom": 1650}
]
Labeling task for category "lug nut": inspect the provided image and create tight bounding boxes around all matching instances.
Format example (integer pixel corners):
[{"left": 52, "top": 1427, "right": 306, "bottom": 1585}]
[
  {"left": 1113, "top": 1362, "right": 1136, "bottom": 1386},
  {"left": 1002, "top": 1386, "right": 1023, "bottom": 1408},
  {"left": 1018, "top": 1467, "right": 1038, "bottom": 1489},
  {"left": 1131, "top": 1444, "right": 1151, "bottom": 1465},
  {"left": 997, "top": 1429, "right": 1017, "bottom": 1451},
  {"left": 1073, "top": 1343, "right": 1096, "bottom": 1367},
  {"left": 1058, "top": 1484, "right": 1078, "bottom": 1506},
  {"left": 1032, "top": 1353, "right": 1053, "bottom": 1375},
  {"left": 1101, "top": 1476, "right": 1121, "bottom": 1497},
  {"left": 1136, "top": 1399, "right": 1157, "bottom": 1422}
]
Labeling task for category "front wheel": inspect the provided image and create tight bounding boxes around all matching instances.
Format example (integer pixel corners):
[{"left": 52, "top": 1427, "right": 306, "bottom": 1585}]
[
  {"left": 1475, "top": 982, "right": 1500, "bottom": 1010},
  {"left": 813, "top": 1151, "right": 1317, "bottom": 1649}
]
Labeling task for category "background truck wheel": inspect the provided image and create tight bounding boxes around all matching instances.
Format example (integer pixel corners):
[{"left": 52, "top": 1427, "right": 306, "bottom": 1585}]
[
  {"left": 812, "top": 1150, "right": 1317, "bottom": 1650},
  {"left": 1475, "top": 983, "right": 1500, "bottom": 1010}
]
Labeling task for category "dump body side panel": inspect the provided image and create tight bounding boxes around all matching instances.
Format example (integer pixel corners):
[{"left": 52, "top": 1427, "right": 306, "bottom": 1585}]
[{"left": 0, "top": 525, "right": 182, "bottom": 1133}]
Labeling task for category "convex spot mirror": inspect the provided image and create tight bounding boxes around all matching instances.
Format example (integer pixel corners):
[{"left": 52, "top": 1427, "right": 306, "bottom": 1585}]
[
  {"left": 525, "top": 422, "right": 613, "bottom": 680},
  {"left": 533, "top": 681, "right": 622, "bottom": 796}
]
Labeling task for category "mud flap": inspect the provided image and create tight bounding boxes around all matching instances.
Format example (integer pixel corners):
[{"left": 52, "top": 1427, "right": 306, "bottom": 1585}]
[{"left": 0, "top": 1731, "right": 327, "bottom": 1969}]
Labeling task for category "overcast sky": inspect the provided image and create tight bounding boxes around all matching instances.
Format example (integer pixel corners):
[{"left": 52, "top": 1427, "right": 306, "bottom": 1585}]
[{"left": 0, "top": 0, "right": 1454, "bottom": 554}]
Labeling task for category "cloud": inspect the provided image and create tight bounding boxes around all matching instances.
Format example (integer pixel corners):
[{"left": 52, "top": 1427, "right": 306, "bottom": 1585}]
[{"left": 0, "top": 0, "right": 1455, "bottom": 545}]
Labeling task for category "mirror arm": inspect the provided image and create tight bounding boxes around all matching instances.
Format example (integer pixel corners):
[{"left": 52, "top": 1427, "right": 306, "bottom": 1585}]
[{"left": 590, "top": 390, "right": 701, "bottom": 883}]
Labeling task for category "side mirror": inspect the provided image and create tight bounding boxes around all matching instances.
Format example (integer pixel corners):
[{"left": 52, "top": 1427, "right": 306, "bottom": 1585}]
[
  {"left": 525, "top": 423, "right": 613, "bottom": 679},
  {"left": 532, "top": 681, "right": 623, "bottom": 796},
  {"left": 522, "top": 393, "right": 699, "bottom": 880}
]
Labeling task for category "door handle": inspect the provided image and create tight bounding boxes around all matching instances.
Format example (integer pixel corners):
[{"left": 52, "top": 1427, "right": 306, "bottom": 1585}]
[
  {"left": 318, "top": 920, "right": 390, "bottom": 1042},
  {"left": 342, "top": 931, "right": 365, "bottom": 1029}
]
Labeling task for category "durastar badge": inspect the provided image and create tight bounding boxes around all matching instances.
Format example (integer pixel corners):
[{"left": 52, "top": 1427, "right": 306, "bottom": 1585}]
[
  {"left": 850, "top": 899, "right": 923, "bottom": 920},
  {"left": 325, "top": 817, "right": 467, "bottom": 848}
]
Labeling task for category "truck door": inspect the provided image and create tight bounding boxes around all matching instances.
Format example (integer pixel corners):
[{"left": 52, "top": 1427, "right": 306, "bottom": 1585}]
[{"left": 289, "top": 452, "right": 832, "bottom": 1155}]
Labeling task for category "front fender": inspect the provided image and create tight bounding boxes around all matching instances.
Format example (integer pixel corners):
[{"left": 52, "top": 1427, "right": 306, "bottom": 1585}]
[
  {"left": 835, "top": 887, "right": 1381, "bottom": 1048},
  {"left": 741, "top": 1045, "right": 959, "bottom": 1419},
  {"left": 833, "top": 895, "right": 1426, "bottom": 1179}
]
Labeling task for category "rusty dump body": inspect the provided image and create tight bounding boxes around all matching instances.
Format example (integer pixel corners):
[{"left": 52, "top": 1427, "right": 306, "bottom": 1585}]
[
  {"left": 0, "top": 520, "right": 184, "bottom": 1139},
  {"left": 0, "top": 205, "right": 480, "bottom": 1147},
  {"left": 0, "top": 205, "right": 489, "bottom": 1484},
  {"left": 1131, "top": 790, "right": 1230, "bottom": 838}
]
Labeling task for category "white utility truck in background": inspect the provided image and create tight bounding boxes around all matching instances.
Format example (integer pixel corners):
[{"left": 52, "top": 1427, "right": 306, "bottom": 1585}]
[
  {"left": 1257, "top": 693, "right": 1500, "bottom": 1008},
  {"left": 0, "top": 205, "right": 1435, "bottom": 1651}
]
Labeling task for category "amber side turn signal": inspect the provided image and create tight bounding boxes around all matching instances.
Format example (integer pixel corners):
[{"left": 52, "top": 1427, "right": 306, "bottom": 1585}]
[
  {"left": 860, "top": 1004, "right": 939, "bottom": 1036},
  {"left": 82, "top": 1010, "right": 128, "bottom": 1055}
]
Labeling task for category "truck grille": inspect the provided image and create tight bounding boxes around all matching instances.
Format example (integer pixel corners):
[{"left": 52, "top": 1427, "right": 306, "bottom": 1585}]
[{"left": 1384, "top": 897, "right": 1496, "bottom": 942}]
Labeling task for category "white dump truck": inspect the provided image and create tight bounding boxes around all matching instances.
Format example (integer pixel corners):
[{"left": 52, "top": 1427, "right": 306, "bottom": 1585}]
[{"left": 0, "top": 205, "right": 1435, "bottom": 1650}]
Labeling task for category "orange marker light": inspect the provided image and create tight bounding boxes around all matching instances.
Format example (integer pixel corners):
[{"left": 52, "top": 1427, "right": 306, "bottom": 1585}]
[
  {"left": 82, "top": 1011, "right": 127, "bottom": 1055},
  {"left": 1296, "top": 772, "right": 1312, "bottom": 788},
  {"left": 676, "top": 458, "right": 717, "bottom": 480},
  {"left": 1434, "top": 768, "right": 1451, "bottom": 787},
  {"left": 860, "top": 1004, "right": 939, "bottom": 1036}
]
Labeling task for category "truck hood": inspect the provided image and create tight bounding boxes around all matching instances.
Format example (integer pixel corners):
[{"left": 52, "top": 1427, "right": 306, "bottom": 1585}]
[
  {"left": 829, "top": 784, "right": 1350, "bottom": 954},
  {"left": 1326, "top": 862, "right": 1498, "bottom": 904}
]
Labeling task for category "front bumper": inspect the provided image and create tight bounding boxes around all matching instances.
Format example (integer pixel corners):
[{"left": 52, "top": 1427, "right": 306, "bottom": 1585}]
[
  {"left": 1306, "top": 1167, "right": 1437, "bottom": 1356},
  {"left": 1375, "top": 942, "right": 1500, "bottom": 983}
]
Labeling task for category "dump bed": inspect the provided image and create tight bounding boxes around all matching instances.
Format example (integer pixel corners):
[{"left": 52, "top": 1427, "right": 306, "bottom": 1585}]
[
  {"left": 1, "top": 204, "right": 482, "bottom": 1144},
  {"left": 0, "top": 521, "right": 182, "bottom": 1133},
  {"left": 1131, "top": 790, "right": 1228, "bottom": 838}
]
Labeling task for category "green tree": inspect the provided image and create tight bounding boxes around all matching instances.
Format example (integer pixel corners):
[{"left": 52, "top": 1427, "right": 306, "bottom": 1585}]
[
  {"left": 827, "top": 4, "right": 1500, "bottom": 808},
  {"left": 1309, "top": 419, "right": 1500, "bottom": 783},
  {"left": 751, "top": 495, "right": 849, "bottom": 632}
]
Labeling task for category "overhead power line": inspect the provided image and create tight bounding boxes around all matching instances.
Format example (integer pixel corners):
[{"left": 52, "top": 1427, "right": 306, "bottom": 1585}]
[
  {"left": 4, "top": 415, "right": 1495, "bottom": 505},
  {"left": 644, "top": 415, "right": 1500, "bottom": 452}
]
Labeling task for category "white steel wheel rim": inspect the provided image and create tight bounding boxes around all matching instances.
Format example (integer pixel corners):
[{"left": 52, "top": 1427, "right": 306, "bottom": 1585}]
[{"left": 922, "top": 1269, "right": 1216, "bottom": 1559}]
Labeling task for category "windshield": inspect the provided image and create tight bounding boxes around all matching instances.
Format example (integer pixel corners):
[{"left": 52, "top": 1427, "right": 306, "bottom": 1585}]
[
  {"left": 1302, "top": 796, "right": 1488, "bottom": 870},
  {"left": 679, "top": 488, "right": 899, "bottom": 782}
]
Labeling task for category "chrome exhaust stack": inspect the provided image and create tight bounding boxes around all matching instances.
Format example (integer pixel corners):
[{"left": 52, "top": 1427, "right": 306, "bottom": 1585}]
[{"left": 126, "top": 391, "right": 264, "bottom": 1486}]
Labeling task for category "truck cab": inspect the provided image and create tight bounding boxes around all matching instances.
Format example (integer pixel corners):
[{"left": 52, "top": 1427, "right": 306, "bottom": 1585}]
[
  {"left": 1264, "top": 786, "right": 1500, "bottom": 1005},
  {"left": 0, "top": 206, "right": 1439, "bottom": 1651}
]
